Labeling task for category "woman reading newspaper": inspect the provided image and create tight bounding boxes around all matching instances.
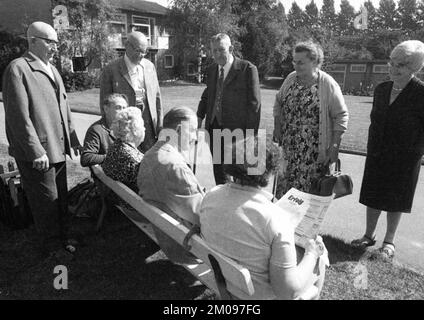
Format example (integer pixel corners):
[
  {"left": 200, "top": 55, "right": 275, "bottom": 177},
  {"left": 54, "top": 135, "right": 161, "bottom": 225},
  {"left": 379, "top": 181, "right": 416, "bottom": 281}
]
[{"left": 199, "top": 136, "right": 328, "bottom": 300}]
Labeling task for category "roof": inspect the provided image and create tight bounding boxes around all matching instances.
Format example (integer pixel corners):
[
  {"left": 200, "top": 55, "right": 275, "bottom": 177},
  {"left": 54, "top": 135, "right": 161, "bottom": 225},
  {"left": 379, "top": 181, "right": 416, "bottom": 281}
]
[
  {"left": 112, "top": 0, "right": 169, "bottom": 16},
  {"left": 334, "top": 59, "right": 389, "bottom": 64}
]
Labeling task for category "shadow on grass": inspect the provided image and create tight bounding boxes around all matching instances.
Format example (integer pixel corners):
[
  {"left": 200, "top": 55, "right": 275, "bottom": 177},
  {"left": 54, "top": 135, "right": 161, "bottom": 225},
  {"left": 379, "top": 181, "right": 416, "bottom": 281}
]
[{"left": 322, "top": 234, "right": 367, "bottom": 264}]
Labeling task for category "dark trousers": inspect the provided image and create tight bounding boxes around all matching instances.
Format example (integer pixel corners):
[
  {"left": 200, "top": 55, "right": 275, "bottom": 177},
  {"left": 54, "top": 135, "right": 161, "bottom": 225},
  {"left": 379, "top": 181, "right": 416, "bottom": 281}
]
[
  {"left": 137, "top": 102, "right": 157, "bottom": 153},
  {"left": 16, "top": 160, "right": 69, "bottom": 248},
  {"left": 208, "top": 119, "right": 231, "bottom": 185}
]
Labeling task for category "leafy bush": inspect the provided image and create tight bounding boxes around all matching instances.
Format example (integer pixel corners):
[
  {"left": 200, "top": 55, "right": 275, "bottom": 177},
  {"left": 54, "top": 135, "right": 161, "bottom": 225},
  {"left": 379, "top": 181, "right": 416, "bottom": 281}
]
[
  {"left": 0, "top": 28, "right": 27, "bottom": 89},
  {"left": 61, "top": 69, "right": 100, "bottom": 92}
]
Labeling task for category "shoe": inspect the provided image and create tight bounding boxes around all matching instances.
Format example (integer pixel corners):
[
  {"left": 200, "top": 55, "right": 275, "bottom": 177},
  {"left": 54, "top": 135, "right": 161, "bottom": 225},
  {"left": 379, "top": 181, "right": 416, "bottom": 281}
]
[
  {"left": 378, "top": 242, "right": 395, "bottom": 260},
  {"left": 351, "top": 235, "right": 376, "bottom": 248}
]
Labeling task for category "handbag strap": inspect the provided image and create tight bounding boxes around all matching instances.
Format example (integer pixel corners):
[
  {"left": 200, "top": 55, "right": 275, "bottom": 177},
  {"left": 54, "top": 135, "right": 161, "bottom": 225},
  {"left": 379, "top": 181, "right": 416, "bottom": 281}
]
[{"left": 323, "top": 159, "right": 341, "bottom": 174}]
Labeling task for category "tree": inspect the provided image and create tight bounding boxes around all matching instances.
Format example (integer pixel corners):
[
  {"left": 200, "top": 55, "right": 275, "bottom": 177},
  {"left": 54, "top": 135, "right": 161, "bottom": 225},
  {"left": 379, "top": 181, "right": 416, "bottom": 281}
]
[
  {"left": 304, "top": 0, "right": 319, "bottom": 28},
  {"left": 398, "top": 0, "right": 419, "bottom": 31},
  {"left": 320, "top": 0, "right": 337, "bottom": 31},
  {"left": 375, "top": 0, "right": 400, "bottom": 30},
  {"left": 53, "top": 0, "right": 118, "bottom": 70},
  {"left": 363, "top": 0, "right": 378, "bottom": 31},
  {"left": 236, "top": 0, "right": 289, "bottom": 77},
  {"left": 337, "top": 0, "right": 356, "bottom": 35},
  {"left": 287, "top": 2, "right": 306, "bottom": 30},
  {"left": 166, "top": 0, "right": 239, "bottom": 78}
]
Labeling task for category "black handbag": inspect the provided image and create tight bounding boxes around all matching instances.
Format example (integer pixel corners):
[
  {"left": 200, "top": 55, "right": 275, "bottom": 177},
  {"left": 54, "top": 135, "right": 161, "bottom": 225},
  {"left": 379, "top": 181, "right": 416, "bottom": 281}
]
[
  {"left": 0, "top": 163, "right": 34, "bottom": 230},
  {"left": 310, "top": 159, "right": 353, "bottom": 199}
]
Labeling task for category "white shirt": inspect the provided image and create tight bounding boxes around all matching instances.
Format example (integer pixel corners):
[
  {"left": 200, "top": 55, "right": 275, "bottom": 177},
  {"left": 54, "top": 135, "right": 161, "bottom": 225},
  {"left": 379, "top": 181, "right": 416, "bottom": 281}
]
[
  {"left": 218, "top": 54, "right": 234, "bottom": 81},
  {"left": 124, "top": 54, "right": 145, "bottom": 105},
  {"left": 28, "top": 51, "right": 54, "bottom": 80}
]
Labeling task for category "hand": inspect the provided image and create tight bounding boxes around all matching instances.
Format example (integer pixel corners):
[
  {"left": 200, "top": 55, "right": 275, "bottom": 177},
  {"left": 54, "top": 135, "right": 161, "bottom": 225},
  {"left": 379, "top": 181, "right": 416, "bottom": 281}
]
[
  {"left": 326, "top": 145, "right": 339, "bottom": 166},
  {"left": 33, "top": 154, "right": 49, "bottom": 172},
  {"left": 72, "top": 145, "right": 83, "bottom": 157},
  {"left": 305, "top": 235, "right": 326, "bottom": 259}
]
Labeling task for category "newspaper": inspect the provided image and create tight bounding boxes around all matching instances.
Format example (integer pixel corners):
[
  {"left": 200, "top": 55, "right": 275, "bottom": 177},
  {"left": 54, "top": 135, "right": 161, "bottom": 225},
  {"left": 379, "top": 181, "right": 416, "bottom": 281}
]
[{"left": 275, "top": 188, "right": 333, "bottom": 249}]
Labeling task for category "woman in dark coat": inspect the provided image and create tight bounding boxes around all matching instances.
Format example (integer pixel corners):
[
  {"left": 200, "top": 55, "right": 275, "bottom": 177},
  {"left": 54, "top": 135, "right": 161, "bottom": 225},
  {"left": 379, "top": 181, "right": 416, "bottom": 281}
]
[{"left": 352, "top": 40, "right": 424, "bottom": 260}]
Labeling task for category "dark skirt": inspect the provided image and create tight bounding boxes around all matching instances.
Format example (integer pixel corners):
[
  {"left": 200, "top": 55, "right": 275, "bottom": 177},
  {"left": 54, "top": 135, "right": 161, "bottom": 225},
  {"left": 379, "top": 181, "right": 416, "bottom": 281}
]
[{"left": 359, "top": 151, "right": 422, "bottom": 213}]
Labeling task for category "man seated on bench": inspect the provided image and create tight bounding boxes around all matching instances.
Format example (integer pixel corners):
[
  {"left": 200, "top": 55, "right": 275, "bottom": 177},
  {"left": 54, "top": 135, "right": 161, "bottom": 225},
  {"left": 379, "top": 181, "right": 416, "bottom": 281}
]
[
  {"left": 102, "top": 107, "right": 145, "bottom": 201},
  {"left": 81, "top": 93, "right": 129, "bottom": 167},
  {"left": 137, "top": 107, "right": 205, "bottom": 264},
  {"left": 199, "top": 136, "right": 327, "bottom": 299}
]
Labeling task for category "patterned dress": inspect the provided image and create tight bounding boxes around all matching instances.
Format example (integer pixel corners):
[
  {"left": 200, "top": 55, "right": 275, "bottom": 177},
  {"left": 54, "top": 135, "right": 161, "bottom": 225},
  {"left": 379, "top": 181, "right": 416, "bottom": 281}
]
[
  {"left": 276, "top": 79, "right": 321, "bottom": 198},
  {"left": 102, "top": 139, "right": 144, "bottom": 207}
]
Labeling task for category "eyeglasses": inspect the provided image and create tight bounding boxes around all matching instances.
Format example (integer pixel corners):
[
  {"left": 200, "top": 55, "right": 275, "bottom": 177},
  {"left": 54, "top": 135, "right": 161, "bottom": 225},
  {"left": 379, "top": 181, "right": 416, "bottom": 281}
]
[
  {"left": 388, "top": 60, "right": 409, "bottom": 69},
  {"left": 33, "top": 36, "right": 58, "bottom": 45}
]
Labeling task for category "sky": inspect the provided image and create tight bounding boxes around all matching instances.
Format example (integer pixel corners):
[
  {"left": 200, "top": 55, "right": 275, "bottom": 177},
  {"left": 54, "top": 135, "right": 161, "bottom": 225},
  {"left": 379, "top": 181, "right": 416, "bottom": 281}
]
[{"left": 148, "top": 0, "right": 386, "bottom": 12}]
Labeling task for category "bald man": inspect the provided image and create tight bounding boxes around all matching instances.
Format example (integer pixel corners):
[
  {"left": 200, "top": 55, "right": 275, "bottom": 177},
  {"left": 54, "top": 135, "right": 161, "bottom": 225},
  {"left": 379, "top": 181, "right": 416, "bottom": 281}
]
[
  {"left": 100, "top": 31, "right": 163, "bottom": 153},
  {"left": 2, "top": 21, "right": 82, "bottom": 257}
]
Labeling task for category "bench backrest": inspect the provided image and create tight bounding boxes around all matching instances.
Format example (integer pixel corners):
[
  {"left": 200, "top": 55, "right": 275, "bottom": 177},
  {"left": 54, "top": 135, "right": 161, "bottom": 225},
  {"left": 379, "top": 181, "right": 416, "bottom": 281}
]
[{"left": 91, "top": 165, "right": 255, "bottom": 298}]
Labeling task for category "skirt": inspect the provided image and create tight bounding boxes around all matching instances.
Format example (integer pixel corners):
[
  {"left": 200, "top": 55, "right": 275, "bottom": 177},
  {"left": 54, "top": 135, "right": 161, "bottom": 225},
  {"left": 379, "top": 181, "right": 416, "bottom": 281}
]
[{"left": 359, "top": 151, "right": 422, "bottom": 213}]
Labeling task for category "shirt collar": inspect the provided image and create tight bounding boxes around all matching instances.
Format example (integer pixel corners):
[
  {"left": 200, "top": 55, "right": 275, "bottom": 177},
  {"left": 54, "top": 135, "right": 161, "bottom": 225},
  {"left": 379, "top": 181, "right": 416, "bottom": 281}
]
[
  {"left": 228, "top": 182, "right": 274, "bottom": 201},
  {"left": 28, "top": 51, "right": 54, "bottom": 79},
  {"left": 124, "top": 54, "right": 141, "bottom": 73},
  {"left": 28, "top": 51, "right": 51, "bottom": 68}
]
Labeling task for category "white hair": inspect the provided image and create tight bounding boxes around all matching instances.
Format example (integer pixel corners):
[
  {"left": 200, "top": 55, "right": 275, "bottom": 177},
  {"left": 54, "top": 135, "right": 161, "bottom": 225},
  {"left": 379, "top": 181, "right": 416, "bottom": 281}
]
[
  {"left": 392, "top": 40, "right": 424, "bottom": 73},
  {"left": 111, "top": 107, "right": 144, "bottom": 143}
]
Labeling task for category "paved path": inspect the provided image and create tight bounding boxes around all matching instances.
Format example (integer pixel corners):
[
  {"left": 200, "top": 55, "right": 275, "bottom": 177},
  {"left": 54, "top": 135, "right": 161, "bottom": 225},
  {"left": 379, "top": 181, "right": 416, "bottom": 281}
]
[{"left": 1, "top": 106, "right": 423, "bottom": 273}]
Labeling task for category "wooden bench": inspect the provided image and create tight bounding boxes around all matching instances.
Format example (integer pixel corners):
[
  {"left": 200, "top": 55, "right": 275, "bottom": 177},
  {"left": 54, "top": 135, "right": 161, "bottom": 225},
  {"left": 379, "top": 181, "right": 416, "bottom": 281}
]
[{"left": 91, "top": 165, "right": 254, "bottom": 300}]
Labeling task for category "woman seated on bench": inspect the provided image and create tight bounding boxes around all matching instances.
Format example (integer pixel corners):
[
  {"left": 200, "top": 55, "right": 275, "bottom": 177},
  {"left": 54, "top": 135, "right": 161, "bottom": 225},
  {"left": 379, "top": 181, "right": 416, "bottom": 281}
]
[
  {"left": 137, "top": 106, "right": 205, "bottom": 264},
  {"left": 199, "top": 136, "right": 327, "bottom": 300},
  {"left": 102, "top": 107, "right": 145, "bottom": 193}
]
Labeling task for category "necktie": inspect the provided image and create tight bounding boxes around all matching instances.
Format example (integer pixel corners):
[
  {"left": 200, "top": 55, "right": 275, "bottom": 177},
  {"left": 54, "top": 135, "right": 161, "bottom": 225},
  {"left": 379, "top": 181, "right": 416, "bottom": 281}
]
[
  {"left": 214, "top": 66, "right": 225, "bottom": 121},
  {"left": 135, "top": 66, "right": 145, "bottom": 108}
]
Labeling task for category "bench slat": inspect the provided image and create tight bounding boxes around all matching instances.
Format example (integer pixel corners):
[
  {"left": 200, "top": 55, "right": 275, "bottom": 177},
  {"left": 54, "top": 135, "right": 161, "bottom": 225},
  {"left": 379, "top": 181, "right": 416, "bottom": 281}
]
[
  {"left": 92, "top": 165, "right": 254, "bottom": 297},
  {"left": 117, "top": 206, "right": 220, "bottom": 294}
]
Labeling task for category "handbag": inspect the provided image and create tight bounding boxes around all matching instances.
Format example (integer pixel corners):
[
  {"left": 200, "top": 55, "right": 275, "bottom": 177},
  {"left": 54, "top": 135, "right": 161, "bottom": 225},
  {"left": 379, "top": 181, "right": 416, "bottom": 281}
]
[
  {"left": 0, "top": 162, "right": 34, "bottom": 230},
  {"left": 310, "top": 159, "right": 353, "bottom": 199}
]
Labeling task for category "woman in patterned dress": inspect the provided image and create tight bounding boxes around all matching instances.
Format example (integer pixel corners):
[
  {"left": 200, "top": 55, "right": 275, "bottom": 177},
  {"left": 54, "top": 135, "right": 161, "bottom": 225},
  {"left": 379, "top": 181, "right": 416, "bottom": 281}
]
[
  {"left": 272, "top": 41, "right": 349, "bottom": 199},
  {"left": 351, "top": 41, "right": 424, "bottom": 260},
  {"left": 102, "top": 107, "right": 145, "bottom": 192}
]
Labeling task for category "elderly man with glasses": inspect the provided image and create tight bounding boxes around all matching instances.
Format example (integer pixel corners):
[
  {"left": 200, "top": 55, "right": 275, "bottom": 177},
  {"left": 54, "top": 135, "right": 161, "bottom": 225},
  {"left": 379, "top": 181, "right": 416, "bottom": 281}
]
[
  {"left": 2, "top": 21, "right": 82, "bottom": 259},
  {"left": 100, "top": 31, "right": 163, "bottom": 153}
]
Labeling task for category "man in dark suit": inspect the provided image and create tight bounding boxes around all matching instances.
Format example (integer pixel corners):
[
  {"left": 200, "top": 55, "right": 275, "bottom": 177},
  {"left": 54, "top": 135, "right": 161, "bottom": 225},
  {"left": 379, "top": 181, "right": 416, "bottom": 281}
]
[
  {"left": 2, "top": 21, "right": 82, "bottom": 257},
  {"left": 197, "top": 33, "right": 261, "bottom": 185},
  {"left": 100, "top": 32, "right": 163, "bottom": 153}
]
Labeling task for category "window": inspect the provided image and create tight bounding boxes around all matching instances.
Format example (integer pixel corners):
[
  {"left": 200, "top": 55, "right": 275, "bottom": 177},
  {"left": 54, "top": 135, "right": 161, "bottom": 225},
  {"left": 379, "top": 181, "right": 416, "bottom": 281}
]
[
  {"left": 373, "top": 64, "right": 389, "bottom": 73},
  {"left": 350, "top": 64, "right": 366, "bottom": 73},
  {"left": 187, "top": 63, "right": 196, "bottom": 76},
  {"left": 108, "top": 13, "right": 127, "bottom": 48},
  {"left": 164, "top": 55, "right": 174, "bottom": 68},
  {"left": 132, "top": 15, "right": 154, "bottom": 45},
  {"left": 327, "top": 64, "right": 347, "bottom": 72}
]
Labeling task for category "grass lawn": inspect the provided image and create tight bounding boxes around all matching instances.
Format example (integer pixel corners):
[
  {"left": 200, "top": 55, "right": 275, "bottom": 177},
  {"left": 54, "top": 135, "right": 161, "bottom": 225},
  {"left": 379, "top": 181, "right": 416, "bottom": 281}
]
[
  {"left": 69, "top": 85, "right": 372, "bottom": 155},
  {"left": 1, "top": 86, "right": 424, "bottom": 300}
]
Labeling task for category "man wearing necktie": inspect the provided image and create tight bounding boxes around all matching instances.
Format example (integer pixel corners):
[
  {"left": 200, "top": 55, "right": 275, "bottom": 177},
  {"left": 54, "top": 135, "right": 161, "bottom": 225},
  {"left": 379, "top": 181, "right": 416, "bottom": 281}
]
[
  {"left": 100, "top": 32, "right": 163, "bottom": 153},
  {"left": 197, "top": 33, "right": 261, "bottom": 185},
  {"left": 2, "top": 22, "right": 82, "bottom": 257}
]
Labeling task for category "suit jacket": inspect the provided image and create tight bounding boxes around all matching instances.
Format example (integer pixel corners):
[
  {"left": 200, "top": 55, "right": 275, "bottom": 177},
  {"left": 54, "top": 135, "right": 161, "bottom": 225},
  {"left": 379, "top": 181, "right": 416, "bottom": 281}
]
[
  {"left": 2, "top": 51, "right": 80, "bottom": 163},
  {"left": 197, "top": 57, "right": 261, "bottom": 131},
  {"left": 99, "top": 57, "right": 163, "bottom": 135},
  {"left": 80, "top": 117, "right": 115, "bottom": 167}
]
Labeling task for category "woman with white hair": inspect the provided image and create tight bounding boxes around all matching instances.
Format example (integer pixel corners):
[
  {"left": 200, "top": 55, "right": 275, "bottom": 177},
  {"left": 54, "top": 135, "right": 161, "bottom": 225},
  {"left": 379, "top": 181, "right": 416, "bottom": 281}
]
[
  {"left": 352, "top": 40, "right": 424, "bottom": 260},
  {"left": 102, "top": 107, "right": 145, "bottom": 192}
]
